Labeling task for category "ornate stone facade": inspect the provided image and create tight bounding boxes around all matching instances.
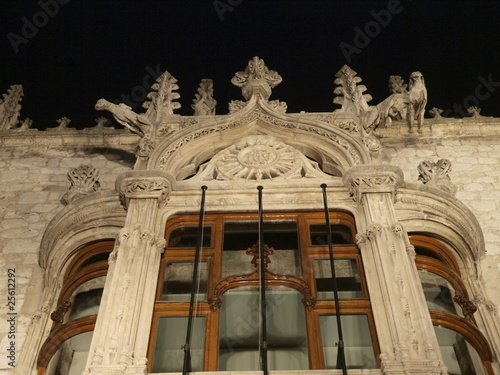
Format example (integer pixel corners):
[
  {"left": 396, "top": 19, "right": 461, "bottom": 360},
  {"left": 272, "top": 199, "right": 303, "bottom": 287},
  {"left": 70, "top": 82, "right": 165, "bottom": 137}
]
[{"left": 1, "top": 58, "right": 500, "bottom": 375}]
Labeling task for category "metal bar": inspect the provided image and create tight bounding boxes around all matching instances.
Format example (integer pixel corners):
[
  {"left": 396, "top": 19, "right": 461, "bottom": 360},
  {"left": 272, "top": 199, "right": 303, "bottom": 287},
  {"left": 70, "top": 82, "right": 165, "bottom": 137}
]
[
  {"left": 257, "top": 185, "right": 269, "bottom": 375},
  {"left": 182, "top": 185, "right": 208, "bottom": 375},
  {"left": 321, "top": 183, "right": 348, "bottom": 374}
]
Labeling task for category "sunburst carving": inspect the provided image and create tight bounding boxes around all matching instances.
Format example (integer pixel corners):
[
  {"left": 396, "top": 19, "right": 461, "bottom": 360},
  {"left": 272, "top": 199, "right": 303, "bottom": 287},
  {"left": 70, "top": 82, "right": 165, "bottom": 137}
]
[{"left": 190, "top": 135, "right": 331, "bottom": 181}]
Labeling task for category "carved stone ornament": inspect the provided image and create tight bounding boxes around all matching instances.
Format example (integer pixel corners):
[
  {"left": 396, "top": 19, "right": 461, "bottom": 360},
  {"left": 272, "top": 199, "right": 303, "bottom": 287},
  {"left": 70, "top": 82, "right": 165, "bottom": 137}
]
[
  {"left": 0, "top": 84, "right": 23, "bottom": 132},
  {"left": 231, "top": 56, "right": 282, "bottom": 100},
  {"left": 189, "top": 135, "right": 331, "bottom": 181},
  {"left": 192, "top": 78, "right": 216, "bottom": 116},
  {"left": 117, "top": 171, "right": 174, "bottom": 209},
  {"left": 417, "top": 159, "right": 457, "bottom": 195},
  {"left": 343, "top": 165, "right": 404, "bottom": 204},
  {"left": 61, "top": 164, "right": 101, "bottom": 205}
]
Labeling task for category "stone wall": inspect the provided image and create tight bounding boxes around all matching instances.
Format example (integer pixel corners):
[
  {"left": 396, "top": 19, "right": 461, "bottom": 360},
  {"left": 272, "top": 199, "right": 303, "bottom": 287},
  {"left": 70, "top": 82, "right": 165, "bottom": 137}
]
[
  {"left": 379, "top": 118, "right": 500, "bottom": 313},
  {"left": 0, "top": 130, "right": 136, "bottom": 372}
]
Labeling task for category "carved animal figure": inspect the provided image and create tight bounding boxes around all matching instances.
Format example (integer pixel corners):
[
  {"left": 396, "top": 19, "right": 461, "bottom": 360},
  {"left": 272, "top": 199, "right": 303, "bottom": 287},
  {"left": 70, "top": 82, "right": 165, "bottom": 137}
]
[
  {"left": 95, "top": 99, "right": 151, "bottom": 137},
  {"left": 407, "top": 72, "right": 427, "bottom": 133}
]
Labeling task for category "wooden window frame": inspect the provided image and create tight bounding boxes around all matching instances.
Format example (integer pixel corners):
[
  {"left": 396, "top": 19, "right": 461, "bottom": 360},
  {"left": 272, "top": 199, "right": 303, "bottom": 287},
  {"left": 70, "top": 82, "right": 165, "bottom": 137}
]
[{"left": 148, "top": 211, "right": 380, "bottom": 372}]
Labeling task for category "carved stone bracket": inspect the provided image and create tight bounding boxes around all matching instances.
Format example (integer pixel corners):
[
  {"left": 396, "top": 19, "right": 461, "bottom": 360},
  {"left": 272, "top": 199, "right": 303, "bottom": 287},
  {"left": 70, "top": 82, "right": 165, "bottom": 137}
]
[
  {"left": 116, "top": 171, "right": 174, "bottom": 209},
  {"left": 343, "top": 165, "right": 404, "bottom": 204}
]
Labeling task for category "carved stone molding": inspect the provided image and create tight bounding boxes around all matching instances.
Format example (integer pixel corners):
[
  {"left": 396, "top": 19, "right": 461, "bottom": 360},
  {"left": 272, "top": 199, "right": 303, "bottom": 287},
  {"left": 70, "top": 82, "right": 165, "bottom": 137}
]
[
  {"left": 116, "top": 171, "right": 174, "bottom": 209},
  {"left": 343, "top": 164, "right": 404, "bottom": 204},
  {"left": 155, "top": 107, "right": 369, "bottom": 171}
]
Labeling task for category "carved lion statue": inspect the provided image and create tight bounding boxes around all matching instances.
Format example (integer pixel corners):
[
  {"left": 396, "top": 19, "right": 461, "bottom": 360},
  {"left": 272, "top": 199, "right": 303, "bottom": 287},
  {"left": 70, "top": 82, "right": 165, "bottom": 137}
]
[{"left": 407, "top": 72, "right": 427, "bottom": 133}]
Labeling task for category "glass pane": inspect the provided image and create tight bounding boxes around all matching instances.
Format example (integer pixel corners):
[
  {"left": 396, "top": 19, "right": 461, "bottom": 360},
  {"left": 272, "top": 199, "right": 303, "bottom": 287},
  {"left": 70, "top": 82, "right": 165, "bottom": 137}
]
[
  {"left": 152, "top": 316, "right": 206, "bottom": 373},
  {"left": 46, "top": 331, "right": 94, "bottom": 375},
  {"left": 434, "top": 325, "right": 482, "bottom": 375},
  {"left": 419, "top": 270, "right": 460, "bottom": 316},
  {"left": 310, "top": 223, "right": 354, "bottom": 245},
  {"left": 168, "top": 225, "right": 211, "bottom": 247},
  {"left": 161, "top": 261, "right": 209, "bottom": 301},
  {"left": 222, "top": 221, "right": 300, "bottom": 277},
  {"left": 320, "top": 314, "right": 377, "bottom": 369},
  {"left": 68, "top": 288, "right": 103, "bottom": 321},
  {"left": 314, "top": 258, "right": 364, "bottom": 298},
  {"left": 219, "top": 287, "right": 309, "bottom": 371}
]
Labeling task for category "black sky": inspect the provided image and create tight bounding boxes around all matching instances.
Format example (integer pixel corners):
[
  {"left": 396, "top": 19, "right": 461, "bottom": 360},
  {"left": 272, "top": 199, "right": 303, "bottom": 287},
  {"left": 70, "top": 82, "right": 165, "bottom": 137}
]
[{"left": 1, "top": 0, "right": 499, "bottom": 130}]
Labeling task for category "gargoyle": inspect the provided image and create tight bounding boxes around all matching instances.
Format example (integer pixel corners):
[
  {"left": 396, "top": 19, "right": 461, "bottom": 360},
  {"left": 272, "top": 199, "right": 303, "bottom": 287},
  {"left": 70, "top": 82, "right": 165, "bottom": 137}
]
[{"left": 95, "top": 99, "right": 151, "bottom": 137}]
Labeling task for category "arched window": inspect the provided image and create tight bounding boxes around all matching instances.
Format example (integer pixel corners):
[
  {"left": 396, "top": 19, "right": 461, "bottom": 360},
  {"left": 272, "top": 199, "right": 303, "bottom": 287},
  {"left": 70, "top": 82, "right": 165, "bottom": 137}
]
[
  {"left": 410, "top": 234, "right": 494, "bottom": 375},
  {"left": 37, "top": 240, "right": 114, "bottom": 375},
  {"left": 148, "top": 212, "right": 380, "bottom": 372}
]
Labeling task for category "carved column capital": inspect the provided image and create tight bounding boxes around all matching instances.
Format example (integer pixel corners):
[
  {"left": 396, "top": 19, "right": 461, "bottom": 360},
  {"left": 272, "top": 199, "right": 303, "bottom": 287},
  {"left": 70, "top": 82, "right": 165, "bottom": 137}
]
[
  {"left": 343, "top": 165, "right": 404, "bottom": 204},
  {"left": 116, "top": 171, "right": 175, "bottom": 209}
]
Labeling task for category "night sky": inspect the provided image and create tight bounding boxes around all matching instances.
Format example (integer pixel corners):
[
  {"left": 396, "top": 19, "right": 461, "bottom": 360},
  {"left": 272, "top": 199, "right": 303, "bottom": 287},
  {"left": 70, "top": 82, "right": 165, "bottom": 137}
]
[{"left": 1, "top": 0, "right": 499, "bottom": 130}]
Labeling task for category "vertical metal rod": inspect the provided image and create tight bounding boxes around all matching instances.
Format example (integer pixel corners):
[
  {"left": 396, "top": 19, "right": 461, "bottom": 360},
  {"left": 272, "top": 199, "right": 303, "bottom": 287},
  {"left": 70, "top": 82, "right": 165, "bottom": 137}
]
[
  {"left": 182, "top": 185, "right": 208, "bottom": 375},
  {"left": 257, "top": 185, "right": 269, "bottom": 375},
  {"left": 321, "top": 183, "right": 348, "bottom": 374}
]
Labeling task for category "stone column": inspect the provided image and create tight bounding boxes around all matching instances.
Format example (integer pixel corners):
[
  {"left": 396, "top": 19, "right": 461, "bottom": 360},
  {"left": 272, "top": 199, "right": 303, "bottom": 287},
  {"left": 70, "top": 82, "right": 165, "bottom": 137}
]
[
  {"left": 84, "top": 171, "right": 172, "bottom": 375},
  {"left": 344, "top": 165, "right": 445, "bottom": 375}
]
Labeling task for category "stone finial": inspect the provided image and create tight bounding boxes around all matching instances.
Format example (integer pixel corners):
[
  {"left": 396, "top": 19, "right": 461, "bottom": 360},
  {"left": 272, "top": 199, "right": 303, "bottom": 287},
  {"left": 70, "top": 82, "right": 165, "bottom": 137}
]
[
  {"left": 407, "top": 71, "right": 427, "bottom": 133},
  {"left": 417, "top": 159, "right": 456, "bottom": 195},
  {"left": 94, "top": 117, "right": 110, "bottom": 128},
  {"left": 55, "top": 117, "right": 71, "bottom": 129},
  {"left": 192, "top": 79, "right": 217, "bottom": 115},
  {"left": 61, "top": 164, "right": 101, "bottom": 205},
  {"left": 143, "top": 70, "right": 181, "bottom": 123},
  {"left": 0, "top": 84, "right": 24, "bottom": 132},
  {"left": 231, "top": 56, "right": 282, "bottom": 100},
  {"left": 428, "top": 107, "right": 444, "bottom": 119},
  {"left": 467, "top": 106, "right": 490, "bottom": 119},
  {"left": 14, "top": 117, "right": 33, "bottom": 131},
  {"left": 333, "top": 65, "right": 372, "bottom": 116}
]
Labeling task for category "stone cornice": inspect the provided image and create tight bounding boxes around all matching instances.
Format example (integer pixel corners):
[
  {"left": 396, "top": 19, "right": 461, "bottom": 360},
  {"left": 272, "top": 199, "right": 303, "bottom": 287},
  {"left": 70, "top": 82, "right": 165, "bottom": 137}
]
[{"left": 343, "top": 164, "right": 404, "bottom": 204}]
